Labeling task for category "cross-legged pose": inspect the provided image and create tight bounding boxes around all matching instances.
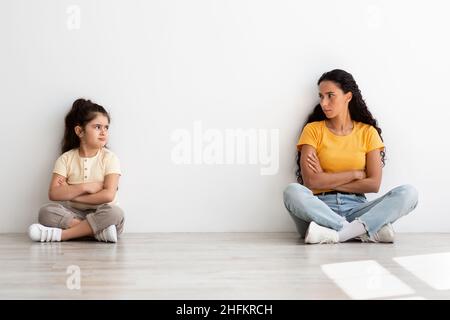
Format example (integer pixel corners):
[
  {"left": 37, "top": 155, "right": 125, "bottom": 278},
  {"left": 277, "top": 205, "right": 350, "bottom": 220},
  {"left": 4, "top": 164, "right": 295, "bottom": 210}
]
[
  {"left": 283, "top": 69, "right": 418, "bottom": 244},
  {"left": 28, "top": 98, "right": 124, "bottom": 243}
]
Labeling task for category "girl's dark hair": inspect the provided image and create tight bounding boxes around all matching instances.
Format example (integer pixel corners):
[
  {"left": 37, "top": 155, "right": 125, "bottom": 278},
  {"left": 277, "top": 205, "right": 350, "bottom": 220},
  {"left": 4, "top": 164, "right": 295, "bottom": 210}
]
[
  {"left": 296, "top": 69, "right": 386, "bottom": 184},
  {"left": 61, "top": 98, "right": 110, "bottom": 154}
]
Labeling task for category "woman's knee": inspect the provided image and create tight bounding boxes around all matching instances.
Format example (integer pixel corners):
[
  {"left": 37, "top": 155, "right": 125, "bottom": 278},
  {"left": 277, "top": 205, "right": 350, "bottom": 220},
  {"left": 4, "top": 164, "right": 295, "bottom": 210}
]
[
  {"left": 283, "top": 183, "right": 311, "bottom": 205},
  {"left": 389, "top": 184, "right": 419, "bottom": 213},
  {"left": 283, "top": 183, "right": 316, "bottom": 222}
]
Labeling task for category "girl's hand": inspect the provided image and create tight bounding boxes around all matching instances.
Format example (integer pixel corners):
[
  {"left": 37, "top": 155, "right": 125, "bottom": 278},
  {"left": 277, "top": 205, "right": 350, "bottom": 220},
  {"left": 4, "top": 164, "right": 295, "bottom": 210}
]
[
  {"left": 307, "top": 152, "right": 323, "bottom": 174},
  {"left": 84, "top": 182, "right": 104, "bottom": 194},
  {"left": 57, "top": 177, "right": 68, "bottom": 186}
]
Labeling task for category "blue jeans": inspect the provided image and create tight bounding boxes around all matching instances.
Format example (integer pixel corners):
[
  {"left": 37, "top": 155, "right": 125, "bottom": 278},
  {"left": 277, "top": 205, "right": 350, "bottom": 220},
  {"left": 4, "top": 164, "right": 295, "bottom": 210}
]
[{"left": 283, "top": 183, "right": 419, "bottom": 239}]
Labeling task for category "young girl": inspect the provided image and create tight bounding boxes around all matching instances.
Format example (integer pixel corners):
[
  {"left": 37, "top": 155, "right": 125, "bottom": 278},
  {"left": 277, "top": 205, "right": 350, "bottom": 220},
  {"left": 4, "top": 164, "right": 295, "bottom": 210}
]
[
  {"left": 283, "top": 69, "right": 418, "bottom": 244},
  {"left": 28, "top": 99, "right": 124, "bottom": 243}
]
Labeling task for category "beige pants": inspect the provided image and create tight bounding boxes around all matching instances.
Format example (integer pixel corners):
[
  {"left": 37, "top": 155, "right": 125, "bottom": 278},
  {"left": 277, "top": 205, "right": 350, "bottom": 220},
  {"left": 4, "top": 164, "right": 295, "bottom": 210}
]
[{"left": 38, "top": 202, "right": 125, "bottom": 235}]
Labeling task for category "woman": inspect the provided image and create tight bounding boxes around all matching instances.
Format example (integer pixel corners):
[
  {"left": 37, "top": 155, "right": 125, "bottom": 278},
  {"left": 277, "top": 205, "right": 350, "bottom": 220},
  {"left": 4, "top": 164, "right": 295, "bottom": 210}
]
[{"left": 283, "top": 69, "right": 418, "bottom": 244}]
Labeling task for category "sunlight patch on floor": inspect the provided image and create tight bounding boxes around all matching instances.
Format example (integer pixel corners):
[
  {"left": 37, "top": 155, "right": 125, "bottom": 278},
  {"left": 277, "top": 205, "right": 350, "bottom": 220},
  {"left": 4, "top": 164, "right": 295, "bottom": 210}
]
[
  {"left": 321, "top": 260, "right": 414, "bottom": 299},
  {"left": 393, "top": 252, "right": 450, "bottom": 290}
]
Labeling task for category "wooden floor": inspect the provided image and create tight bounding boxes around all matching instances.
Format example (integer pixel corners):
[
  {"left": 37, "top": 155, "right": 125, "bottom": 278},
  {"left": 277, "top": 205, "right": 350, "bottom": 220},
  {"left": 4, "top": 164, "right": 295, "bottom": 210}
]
[{"left": 1, "top": 233, "right": 450, "bottom": 299}]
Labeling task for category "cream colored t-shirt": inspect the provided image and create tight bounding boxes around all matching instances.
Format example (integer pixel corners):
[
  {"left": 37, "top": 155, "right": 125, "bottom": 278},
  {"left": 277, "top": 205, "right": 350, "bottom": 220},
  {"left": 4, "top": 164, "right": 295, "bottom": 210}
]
[{"left": 53, "top": 147, "right": 121, "bottom": 210}]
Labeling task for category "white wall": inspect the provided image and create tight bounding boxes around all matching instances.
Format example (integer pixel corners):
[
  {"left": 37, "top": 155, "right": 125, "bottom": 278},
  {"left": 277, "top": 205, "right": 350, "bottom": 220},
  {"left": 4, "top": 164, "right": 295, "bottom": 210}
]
[{"left": 1, "top": 0, "right": 449, "bottom": 233}]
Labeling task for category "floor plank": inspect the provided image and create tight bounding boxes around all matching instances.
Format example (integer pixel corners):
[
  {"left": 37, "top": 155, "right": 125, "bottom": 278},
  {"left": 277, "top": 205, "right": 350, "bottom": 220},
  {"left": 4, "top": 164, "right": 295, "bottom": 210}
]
[{"left": 1, "top": 233, "right": 449, "bottom": 299}]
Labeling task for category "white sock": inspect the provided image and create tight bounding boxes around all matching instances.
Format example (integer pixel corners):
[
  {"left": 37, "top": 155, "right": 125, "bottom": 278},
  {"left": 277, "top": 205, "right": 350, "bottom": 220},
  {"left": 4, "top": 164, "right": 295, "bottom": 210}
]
[{"left": 338, "top": 220, "right": 366, "bottom": 242}]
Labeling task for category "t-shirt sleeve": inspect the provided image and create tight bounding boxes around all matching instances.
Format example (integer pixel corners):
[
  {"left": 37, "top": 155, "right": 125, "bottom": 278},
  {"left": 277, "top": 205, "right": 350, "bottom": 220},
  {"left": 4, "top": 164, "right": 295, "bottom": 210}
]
[
  {"left": 52, "top": 154, "right": 68, "bottom": 177},
  {"left": 297, "top": 123, "right": 320, "bottom": 151},
  {"left": 366, "top": 126, "right": 385, "bottom": 153},
  {"left": 105, "top": 153, "right": 122, "bottom": 175}
]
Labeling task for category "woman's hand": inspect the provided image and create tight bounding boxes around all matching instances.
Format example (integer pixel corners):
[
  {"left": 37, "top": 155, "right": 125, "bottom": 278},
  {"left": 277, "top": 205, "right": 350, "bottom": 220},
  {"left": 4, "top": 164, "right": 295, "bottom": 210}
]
[
  {"left": 307, "top": 152, "right": 323, "bottom": 174},
  {"left": 83, "top": 182, "right": 104, "bottom": 194},
  {"left": 354, "top": 170, "right": 367, "bottom": 180}
]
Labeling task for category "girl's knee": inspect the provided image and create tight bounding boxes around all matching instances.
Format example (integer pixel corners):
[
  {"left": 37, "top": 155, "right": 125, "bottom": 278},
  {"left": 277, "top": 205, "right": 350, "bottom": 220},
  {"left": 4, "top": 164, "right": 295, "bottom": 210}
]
[
  {"left": 99, "top": 204, "right": 125, "bottom": 225},
  {"left": 38, "top": 203, "right": 74, "bottom": 228},
  {"left": 110, "top": 206, "right": 125, "bottom": 234},
  {"left": 111, "top": 206, "right": 125, "bottom": 225},
  {"left": 38, "top": 203, "right": 56, "bottom": 225}
]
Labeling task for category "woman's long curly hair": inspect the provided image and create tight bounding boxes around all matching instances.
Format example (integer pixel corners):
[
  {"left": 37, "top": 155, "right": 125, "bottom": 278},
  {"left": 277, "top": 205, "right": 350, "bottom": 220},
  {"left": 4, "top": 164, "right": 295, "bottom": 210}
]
[{"left": 296, "top": 69, "right": 386, "bottom": 184}]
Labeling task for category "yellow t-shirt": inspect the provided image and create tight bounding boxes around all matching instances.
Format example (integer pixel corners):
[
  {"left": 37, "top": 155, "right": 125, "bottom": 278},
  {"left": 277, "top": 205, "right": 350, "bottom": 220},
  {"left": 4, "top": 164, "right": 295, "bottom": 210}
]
[
  {"left": 52, "top": 147, "right": 122, "bottom": 210},
  {"left": 297, "top": 120, "right": 384, "bottom": 195}
]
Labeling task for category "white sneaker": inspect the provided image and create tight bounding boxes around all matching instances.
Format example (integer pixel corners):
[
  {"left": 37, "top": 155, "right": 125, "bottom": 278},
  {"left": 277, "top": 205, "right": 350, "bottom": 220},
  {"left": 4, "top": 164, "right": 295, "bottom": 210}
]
[
  {"left": 357, "top": 224, "right": 395, "bottom": 243},
  {"left": 28, "top": 224, "right": 62, "bottom": 242},
  {"left": 94, "top": 225, "right": 117, "bottom": 243},
  {"left": 304, "top": 221, "right": 339, "bottom": 244}
]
